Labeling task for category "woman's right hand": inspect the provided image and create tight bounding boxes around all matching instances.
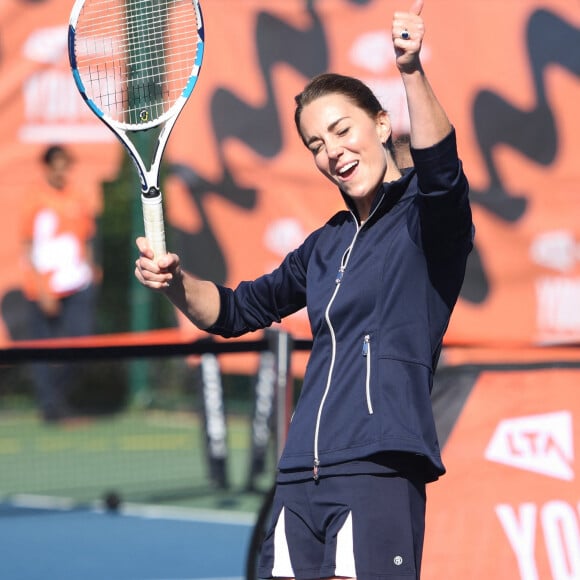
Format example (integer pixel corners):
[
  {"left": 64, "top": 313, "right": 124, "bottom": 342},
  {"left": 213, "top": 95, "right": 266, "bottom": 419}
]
[{"left": 134, "top": 236, "right": 182, "bottom": 291}]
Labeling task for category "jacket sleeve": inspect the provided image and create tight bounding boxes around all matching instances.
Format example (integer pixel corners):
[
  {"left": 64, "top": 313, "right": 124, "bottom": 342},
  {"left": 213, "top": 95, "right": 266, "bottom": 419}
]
[
  {"left": 410, "top": 127, "right": 474, "bottom": 249},
  {"left": 205, "top": 229, "right": 320, "bottom": 338}
]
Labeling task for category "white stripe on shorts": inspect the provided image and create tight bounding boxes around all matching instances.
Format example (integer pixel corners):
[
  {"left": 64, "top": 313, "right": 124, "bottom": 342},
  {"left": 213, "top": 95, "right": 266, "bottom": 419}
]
[
  {"left": 334, "top": 511, "right": 356, "bottom": 578},
  {"left": 271, "top": 507, "right": 295, "bottom": 577}
]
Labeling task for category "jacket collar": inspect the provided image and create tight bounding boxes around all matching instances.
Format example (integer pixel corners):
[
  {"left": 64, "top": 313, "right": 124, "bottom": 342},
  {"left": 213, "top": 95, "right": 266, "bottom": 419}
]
[{"left": 339, "top": 167, "right": 416, "bottom": 225}]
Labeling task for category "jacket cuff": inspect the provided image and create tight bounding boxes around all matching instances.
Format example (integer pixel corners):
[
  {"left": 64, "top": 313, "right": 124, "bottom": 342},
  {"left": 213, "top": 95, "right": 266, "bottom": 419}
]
[{"left": 204, "top": 283, "right": 230, "bottom": 337}]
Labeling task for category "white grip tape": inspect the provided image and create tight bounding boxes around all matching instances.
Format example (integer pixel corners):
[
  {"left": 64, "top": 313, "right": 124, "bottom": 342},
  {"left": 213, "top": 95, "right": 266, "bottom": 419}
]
[{"left": 141, "top": 194, "right": 167, "bottom": 259}]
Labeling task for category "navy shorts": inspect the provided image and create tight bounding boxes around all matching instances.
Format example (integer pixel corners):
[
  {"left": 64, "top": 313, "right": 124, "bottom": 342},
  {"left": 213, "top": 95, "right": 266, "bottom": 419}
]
[{"left": 257, "top": 473, "right": 426, "bottom": 580}]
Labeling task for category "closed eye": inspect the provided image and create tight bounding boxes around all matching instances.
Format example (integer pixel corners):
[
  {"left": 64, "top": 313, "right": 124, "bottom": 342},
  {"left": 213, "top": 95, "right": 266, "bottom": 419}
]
[
  {"left": 309, "top": 141, "right": 323, "bottom": 155},
  {"left": 305, "top": 116, "right": 351, "bottom": 154}
]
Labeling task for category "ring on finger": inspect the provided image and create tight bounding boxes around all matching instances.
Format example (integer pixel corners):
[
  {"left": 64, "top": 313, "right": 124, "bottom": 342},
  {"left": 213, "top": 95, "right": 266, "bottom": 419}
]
[{"left": 401, "top": 28, "right": 410, "bottom": 40}]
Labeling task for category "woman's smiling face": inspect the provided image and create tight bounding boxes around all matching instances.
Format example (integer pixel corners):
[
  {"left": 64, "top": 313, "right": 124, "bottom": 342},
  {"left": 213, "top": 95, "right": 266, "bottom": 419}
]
[{"left": 298, "top": 93, "right": 392, "bottom": 219}]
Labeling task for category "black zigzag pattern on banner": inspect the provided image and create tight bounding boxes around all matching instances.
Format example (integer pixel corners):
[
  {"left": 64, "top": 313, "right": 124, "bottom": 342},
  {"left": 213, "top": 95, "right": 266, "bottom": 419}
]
[
  {"left": 463, "top": 9, "right": 580, "bottom": 304},
  {"left": 168, "top": 1, "right": 327, "bottom": 284}
]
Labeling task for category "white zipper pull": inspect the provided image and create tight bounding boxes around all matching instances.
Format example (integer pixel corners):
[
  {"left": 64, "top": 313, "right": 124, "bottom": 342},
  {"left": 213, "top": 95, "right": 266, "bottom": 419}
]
[
  {"left": 362, "top": 334, "right": 370, "bottom": 356},
  {"left": 313, "top": 458, "right": 320, "bottom": 481}
]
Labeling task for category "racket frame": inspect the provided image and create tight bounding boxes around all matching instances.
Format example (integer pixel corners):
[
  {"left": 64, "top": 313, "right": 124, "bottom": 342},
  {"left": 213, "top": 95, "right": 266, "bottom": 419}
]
[{"left": 67, "top": 0, "right": 205, "bottom": 258}]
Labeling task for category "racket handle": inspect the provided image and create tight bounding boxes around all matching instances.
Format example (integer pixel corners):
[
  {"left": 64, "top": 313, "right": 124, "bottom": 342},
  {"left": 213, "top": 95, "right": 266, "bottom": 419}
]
[{"left": 141, "top": 193, "right": 167, "bottom": 260}]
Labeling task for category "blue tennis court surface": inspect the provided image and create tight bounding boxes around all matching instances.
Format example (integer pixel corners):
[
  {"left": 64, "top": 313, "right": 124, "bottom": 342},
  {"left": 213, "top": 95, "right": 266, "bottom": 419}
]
[{"left": 0, "top": 499, "right": 254, "bottom": 580}]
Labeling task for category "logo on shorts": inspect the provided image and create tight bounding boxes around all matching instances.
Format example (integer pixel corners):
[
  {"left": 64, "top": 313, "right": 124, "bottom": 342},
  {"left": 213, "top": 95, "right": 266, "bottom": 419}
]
[{"left": 394, "top": 556, "right": 403, "bottom": 566}]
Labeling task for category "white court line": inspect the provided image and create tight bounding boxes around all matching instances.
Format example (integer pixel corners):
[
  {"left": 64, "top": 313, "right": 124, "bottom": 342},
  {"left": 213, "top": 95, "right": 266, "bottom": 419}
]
[
  {"left": 2, "top": 494, "right": 255, "bottom": 526},
  {"left": 9, "top": 494, "right": 77, "bottom": 510},
  {"left": 121, "top": 502, "right": 254, "bottom": 526}
]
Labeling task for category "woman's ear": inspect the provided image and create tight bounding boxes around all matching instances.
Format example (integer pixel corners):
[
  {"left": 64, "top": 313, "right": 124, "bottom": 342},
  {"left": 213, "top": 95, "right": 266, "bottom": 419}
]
[{"left": 376, "top": 111, "right": 392, "bottom": 145}]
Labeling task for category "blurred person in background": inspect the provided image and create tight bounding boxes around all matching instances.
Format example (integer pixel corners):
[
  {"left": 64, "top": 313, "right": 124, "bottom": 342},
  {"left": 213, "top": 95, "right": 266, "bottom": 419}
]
[{"left": 20, "top": 144, "right": 100, "bottom": 423}]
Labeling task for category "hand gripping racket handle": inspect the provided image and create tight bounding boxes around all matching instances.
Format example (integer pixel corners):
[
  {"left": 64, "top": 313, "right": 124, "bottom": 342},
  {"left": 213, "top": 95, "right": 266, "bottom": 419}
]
[{"left": 141, "top": 192, "right": 167, "bottom": 260}]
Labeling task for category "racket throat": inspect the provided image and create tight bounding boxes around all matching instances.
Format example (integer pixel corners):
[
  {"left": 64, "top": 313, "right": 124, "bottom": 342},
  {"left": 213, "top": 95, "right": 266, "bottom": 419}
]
[
  {"left": 143, "top": 185, "right": 161, "bottom": 199},
  {"left": 124, "top": 126, "right": 164, "bottom": 191}
]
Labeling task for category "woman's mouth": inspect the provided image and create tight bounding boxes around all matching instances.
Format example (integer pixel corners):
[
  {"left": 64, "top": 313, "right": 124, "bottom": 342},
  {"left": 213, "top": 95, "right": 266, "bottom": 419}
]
[{"left": 336, "top": 161, "right": 358, "bottom": 179}]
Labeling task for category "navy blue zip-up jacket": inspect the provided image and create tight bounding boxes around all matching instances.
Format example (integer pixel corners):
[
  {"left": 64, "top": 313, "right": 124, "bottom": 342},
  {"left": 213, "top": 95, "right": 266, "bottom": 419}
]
[{"left": 207, "top": 128, "right": 473, "bottom": 482}]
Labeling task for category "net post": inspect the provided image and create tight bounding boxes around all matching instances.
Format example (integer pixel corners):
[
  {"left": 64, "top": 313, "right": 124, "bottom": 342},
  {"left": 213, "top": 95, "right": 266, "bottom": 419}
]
[{"left": 266, "top": 328, "right": 294, "bottom": 460}]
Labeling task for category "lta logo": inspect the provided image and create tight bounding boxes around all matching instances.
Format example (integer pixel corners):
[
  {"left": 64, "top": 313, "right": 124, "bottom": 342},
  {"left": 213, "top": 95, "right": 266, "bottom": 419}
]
[{"left": 485, "top": 411, "right": 574, "bottom": 481}]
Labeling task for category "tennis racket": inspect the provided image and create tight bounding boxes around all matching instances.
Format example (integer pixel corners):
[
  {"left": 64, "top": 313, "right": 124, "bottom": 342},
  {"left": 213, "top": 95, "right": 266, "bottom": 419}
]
[{"left": 68, "top": 0, "right": 204, "bottom": 259}]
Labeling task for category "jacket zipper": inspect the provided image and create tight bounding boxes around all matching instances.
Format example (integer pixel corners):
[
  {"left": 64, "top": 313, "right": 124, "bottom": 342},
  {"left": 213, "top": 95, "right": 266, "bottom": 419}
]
[
  {"left": 312, "top": 251, "right": 348, "bottom": 480},
  {"left": 311, "top": 196, "right": 385, "bottom": 480},
  {"left": 312, "top": 214, "right": 370, "bottom": 480},
  {"left": 362, "top": 334, "right": 373, "bottom": 414}
]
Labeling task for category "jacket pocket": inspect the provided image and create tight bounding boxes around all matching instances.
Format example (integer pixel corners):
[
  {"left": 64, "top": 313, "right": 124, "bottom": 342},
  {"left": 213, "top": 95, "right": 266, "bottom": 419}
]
[{"left": 362, "top": 334, "right": 373, "bottom": 414}]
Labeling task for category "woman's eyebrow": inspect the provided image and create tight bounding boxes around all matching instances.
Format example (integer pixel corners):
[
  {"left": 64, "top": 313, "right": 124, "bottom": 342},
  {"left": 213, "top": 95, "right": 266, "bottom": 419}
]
[{"left": 305, "top": 117, "right": 347, "bottom": 147}]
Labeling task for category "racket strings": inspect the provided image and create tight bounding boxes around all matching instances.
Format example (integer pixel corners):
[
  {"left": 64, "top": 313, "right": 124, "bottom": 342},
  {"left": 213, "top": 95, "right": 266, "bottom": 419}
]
[{"left": 74, "top": 0, "right": 201, "bottom": 126}]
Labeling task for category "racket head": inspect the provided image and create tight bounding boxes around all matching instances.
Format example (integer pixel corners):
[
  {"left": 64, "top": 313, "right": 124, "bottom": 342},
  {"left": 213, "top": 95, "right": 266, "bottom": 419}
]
[{"left": 68, "top": 0, "right": 204, "bottom": 131}]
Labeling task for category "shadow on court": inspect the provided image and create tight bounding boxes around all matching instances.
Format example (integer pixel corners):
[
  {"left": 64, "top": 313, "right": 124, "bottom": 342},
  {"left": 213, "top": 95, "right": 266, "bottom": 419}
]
[{"left": 0, "top": 502, "right": 253, "bottom": 580}]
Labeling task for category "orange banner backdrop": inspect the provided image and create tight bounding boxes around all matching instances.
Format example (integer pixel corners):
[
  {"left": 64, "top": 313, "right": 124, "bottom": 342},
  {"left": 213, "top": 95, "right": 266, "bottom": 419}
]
[
  {"left": 424, "top": 366, "right": 580, "bottom": 579},
  {"left": 0, "top": 0, "right": 579, "bottom": 348},
  {"left": 0, "top": 0, "right": 122, "bottom": 343}
]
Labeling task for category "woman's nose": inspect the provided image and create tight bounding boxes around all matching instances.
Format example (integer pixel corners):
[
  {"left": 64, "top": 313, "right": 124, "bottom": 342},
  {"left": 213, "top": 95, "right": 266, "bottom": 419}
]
[{"left": 326, "top": 140, "right": 343, "bottom": 159}]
